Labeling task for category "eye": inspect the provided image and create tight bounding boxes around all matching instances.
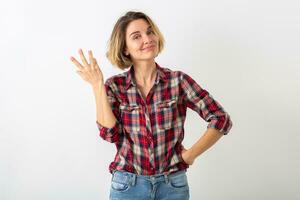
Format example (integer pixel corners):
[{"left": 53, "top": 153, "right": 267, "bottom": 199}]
[
  {"left": 147, "top": 30, "right": 154, "bottom": 34},
  {"left": 133, "top": 35, "right": 140, "bottom": 40}
]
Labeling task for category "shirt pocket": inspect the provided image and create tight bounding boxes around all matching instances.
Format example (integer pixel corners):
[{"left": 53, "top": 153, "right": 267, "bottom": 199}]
[
  {"left": 119, "top": 103, "right": 141, "bottom": 133},
  {"left": 155, "top": 98, "right": 178, "bottom": 130}
]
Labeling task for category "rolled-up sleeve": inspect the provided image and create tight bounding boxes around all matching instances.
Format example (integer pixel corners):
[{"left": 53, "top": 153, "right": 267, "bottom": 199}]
[
  {"left": 96, "top": 79, "right": 123, "bottom": 143},
  {"left": 179, "top": 71, "right": 233, "bottom": 135}
]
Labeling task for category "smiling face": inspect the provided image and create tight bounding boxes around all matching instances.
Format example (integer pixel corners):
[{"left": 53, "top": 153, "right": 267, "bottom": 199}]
[{"left": 124, "top": 18, "right": 159, "bottom": 63}]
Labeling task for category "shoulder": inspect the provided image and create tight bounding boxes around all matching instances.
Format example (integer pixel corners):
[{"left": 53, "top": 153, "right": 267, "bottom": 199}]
[
  {"left": 162, "top": 66, "right": 203, "bottom": 93},
  {"left": 99, "top": 71, "right": 128, "bottom": 96},
  {"left": 157, "top": 64, "right": 187, "bottom": 80},
  {"left": 160, "top": 65, "right": 193, "bottom": 82},
  {"left": 104, "top": 71, "right": 127, "bottom": 87}
]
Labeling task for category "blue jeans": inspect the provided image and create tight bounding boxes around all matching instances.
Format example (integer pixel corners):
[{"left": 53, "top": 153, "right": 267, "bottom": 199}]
[{"left": 109, "top": 169, "right": 190, "bottom": 200}]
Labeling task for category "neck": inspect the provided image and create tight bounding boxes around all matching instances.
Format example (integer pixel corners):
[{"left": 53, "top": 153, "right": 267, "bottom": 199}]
[{"left": 133, "top": 60, "right": 157, "bottom": 86}]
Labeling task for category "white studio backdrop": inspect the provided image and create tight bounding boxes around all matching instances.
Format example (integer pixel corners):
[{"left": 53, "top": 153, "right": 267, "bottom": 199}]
[{"left": 1, "top": 0, "right": 300, "bottom": 199}]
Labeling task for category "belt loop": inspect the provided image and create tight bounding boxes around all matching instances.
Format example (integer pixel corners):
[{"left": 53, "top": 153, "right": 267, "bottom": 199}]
[
  {"left": 111, "top": 170, "right": 116, "bottom": 181},
  {"left": 164, "top": 173, "right": 169, "bottom": 184},
  {"left": 131, "top": 173, "right": 137, "bottom": 186}
]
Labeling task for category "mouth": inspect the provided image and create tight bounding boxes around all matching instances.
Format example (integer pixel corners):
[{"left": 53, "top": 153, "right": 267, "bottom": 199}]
[{"left": 141, "top": 45, "right": 156, "bottom": 51}]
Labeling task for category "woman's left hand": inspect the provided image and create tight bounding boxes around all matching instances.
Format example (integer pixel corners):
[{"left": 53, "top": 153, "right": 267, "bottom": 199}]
[{"left": 181, "top": 147, "right": 195, "bottom": 165}]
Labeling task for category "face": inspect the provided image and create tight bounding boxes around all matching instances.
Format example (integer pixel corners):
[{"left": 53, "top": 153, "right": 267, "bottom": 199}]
[{"left": 124, "top": 19, "right": 159, "bottom": 62}]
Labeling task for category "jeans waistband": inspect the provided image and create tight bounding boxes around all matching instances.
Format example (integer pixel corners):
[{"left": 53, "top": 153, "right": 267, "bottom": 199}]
[{"left": 112, "top": 169, "right": 187, "bottom": 186}]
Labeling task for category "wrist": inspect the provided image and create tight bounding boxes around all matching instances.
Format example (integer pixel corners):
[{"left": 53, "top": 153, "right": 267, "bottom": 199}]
[
  {"left": 92, "top": 82, "right": 104, "bottom": 90},
  {"left": 188, "top": 147, "right": 198, "bottom": 161}
]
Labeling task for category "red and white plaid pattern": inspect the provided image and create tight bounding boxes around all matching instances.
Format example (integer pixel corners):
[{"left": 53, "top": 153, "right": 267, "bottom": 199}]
[{"left": 96, "top": 62, "right": 233, "bottom": 175}]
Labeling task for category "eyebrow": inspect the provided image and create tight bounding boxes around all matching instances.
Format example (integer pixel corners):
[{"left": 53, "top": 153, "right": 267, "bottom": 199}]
[{"left": 129, "top": 26, "right": 152, "bottom": 37}]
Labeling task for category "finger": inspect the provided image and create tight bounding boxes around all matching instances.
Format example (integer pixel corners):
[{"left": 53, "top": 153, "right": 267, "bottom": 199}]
[
  {"left": 88, "top": 50, "right": 95, "bottom": 70},
  {"left": 78, "top": 48, "right": 89, "bottom": 67},
  {"left": 70, "top": 57, "right": 84, "bottom": 70},
  {"left": 93, "top": 58, "right": 100, "bottom": 71}
]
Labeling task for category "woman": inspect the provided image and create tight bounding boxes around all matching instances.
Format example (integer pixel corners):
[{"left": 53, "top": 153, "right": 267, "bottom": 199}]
[{"left": 70, "top": 11, "right": 233, "bottom": 200}]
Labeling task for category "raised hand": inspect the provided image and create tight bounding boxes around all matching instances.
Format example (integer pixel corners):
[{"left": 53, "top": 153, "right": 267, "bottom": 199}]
[{"left": 70, "top": 49, "right": 104, "bottom": 86}]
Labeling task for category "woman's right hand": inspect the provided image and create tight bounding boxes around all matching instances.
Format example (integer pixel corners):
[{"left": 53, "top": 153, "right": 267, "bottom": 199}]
[{"left": 70, "top": 49, "right": 104, "bottom": 87}]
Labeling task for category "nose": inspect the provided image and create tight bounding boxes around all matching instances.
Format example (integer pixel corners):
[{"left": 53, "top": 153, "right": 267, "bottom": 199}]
[{"left": 143, "top": 34, "right": 153, "bottom": 44}]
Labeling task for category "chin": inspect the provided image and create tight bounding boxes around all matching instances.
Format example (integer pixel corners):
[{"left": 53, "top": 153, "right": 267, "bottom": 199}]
[
  {"left": 143, "top": 55, "right": 157, "bottom": 60},
  {"left": 133, "top": 50, "right": 159, "bottom": 61}
]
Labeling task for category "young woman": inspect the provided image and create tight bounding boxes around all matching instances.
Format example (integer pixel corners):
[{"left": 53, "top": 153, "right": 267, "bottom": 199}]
[{"left": 70, "top": 11, "right": 233, "bottom": 200}]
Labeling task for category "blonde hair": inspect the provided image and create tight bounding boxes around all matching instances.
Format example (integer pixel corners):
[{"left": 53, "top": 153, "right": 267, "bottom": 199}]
[{"left": 106, "top": 11, "right": 165, "bottom": 70}]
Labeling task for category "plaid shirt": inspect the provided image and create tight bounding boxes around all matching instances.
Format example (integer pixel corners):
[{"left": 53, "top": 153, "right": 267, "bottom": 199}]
[{"left": 96, "top": 62, "right": 233, "bottom": 175}]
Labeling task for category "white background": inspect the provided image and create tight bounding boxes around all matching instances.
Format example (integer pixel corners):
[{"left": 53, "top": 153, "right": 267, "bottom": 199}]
[{"left": 1, "top": 0, "right": 300, "bottom": 199}]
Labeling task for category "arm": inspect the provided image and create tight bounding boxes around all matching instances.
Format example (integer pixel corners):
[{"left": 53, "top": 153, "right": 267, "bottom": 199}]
[
  {"left": 182, "top": 128, "right": 223, "bottom": 165},
  {"left": 179, "top": 71, "right": 233, "bottom": 164},
  {"left": 70, "top": 49, "right": 122, "bottom": 143},
  {"left": 93, "top": 82, "right": 117, "bottom": 128},
  {"left": 93, "top": 80, "right": 123, "bottom": 143}
]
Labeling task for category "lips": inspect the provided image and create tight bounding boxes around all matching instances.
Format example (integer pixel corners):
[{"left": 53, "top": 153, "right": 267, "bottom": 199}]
[{"left": 142, "top": 45, "right": 155, "bottom": 51}]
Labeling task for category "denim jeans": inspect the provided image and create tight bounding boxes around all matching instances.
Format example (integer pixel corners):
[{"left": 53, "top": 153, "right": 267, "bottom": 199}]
[{"left": 109, "top": 169, "right": 190, "bottom": 200}]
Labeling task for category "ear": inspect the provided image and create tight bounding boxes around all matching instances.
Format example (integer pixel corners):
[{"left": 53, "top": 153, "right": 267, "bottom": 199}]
[{"left": 124, "top": 49, "right": 129, "bottom": 56}]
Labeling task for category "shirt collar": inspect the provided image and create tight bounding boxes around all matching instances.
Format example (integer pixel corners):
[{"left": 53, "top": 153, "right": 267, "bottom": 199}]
[{"left": 125, "top": 62, "right": 167, "bottom": 90}]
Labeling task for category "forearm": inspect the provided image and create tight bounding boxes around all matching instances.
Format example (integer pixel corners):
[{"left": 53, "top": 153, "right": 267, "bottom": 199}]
[
  {"left": 92, "top": 83, "right": 117, "bottom": 128},
  {"left": 189, "top": 128, "right": 223, "bottom": 160}
]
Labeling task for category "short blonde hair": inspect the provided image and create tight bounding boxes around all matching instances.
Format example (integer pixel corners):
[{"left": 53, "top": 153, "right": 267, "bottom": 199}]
[{"left": 106, "top": 11, "right": 165, "bottom": 70}]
